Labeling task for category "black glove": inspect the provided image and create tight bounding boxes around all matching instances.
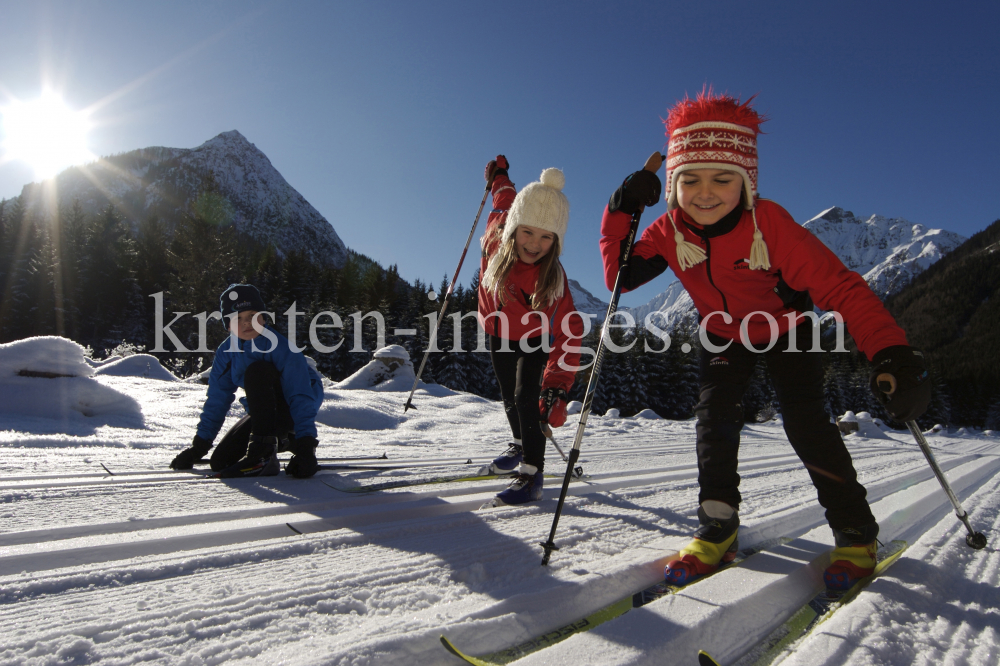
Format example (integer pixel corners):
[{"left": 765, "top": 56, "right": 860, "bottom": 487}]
[
  {"left": 485, "top": 155, "right": 509, "bottom": 183},
  {"left": 869, "top": 345, "right": 932, "bottom": 422},
  {"left": 170, "top": 435, "right": 212, "bottom": 470},
  {"left": 608, "top": 169, "right": 661, "bottom": 216},
  {"left": 285, "top": 435, "right": 320, "bottom": 479}
]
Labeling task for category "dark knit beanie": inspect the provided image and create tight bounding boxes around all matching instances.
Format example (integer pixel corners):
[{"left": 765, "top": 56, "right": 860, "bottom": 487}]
[{"left": 220, "top": 284, "right": 267, "bottom": 320}]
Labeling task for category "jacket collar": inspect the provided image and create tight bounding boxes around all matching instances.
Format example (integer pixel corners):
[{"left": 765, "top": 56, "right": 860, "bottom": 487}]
[{"left": 679, "top": 205, "right": 745, "bottom": 239}]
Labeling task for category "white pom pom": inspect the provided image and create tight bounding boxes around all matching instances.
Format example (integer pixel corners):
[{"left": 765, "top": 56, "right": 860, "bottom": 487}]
[{"left": 539, "top": 168, "right": 565, "bottom": 191}]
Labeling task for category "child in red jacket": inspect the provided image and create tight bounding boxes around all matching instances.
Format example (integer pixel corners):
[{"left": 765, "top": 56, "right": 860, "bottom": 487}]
[
  {"left": 600, "top": 91, "right": 931, "bottom": 589},
  {"left": 480, "top": 156, "right": 584, "bottom": 505}
]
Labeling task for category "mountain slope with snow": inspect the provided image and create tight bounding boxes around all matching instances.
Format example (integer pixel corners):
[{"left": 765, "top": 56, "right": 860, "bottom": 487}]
[
  {"left": 801, "top": 206, "right": 967, "bottom": 298},
  {"left": 567, "top": 279, "right": 610, "bottom": 324},
  {"left": 19, "top": 131, "right": 349, "bottom": 267}
]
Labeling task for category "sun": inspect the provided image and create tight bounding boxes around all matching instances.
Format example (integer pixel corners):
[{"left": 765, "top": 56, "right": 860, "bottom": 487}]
[{"left": 0, "top": 90, "right": 94, "bottom": 181}]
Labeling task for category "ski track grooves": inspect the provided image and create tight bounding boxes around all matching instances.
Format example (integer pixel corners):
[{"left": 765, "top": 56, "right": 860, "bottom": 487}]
[
  {"left": 0, "top": 446, "right": 926, "bottom": 555},
  {"left": 1, "top": 431, "right": 996, "bottom": 666}
]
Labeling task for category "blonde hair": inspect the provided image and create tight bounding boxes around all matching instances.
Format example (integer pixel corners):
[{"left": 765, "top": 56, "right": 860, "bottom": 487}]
[{"left": 482, "top": 231, "right": 564, "bottom": 310}]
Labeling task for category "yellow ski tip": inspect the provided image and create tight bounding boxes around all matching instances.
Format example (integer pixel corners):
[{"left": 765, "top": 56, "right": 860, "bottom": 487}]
[
  {"left": 440, "top": 635, "right": 501, "bottom": 666},
  {"left": 698, "top": 650, "right": 722, "bottom": 666}
]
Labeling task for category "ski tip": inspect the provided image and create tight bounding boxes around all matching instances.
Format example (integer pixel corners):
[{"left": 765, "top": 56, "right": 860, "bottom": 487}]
[
  {"left": 697, "top": 650, "right": 722, "bottom": 666},
  {"left": 440, "top": 635, "right": 495, "bottom": 665},
  {"left": 440, "top": 635, "right": 464, "bottom": 658}
]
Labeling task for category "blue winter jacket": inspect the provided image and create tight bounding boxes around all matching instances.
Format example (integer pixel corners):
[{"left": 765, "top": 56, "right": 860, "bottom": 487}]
[{"left": 196, "top": 326, "right": 324, "bottom": 442}]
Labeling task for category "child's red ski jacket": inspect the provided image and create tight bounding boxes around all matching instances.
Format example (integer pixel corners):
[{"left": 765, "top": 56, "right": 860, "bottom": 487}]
[
  {"left": 600, "top": 199, "right": 907, "bottom": 360},
  {"left": 478, "top": 174, "right": 585, "bottom": 392}
]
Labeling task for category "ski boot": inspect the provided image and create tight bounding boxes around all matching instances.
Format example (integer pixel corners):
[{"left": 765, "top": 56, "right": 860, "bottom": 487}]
[
  {"left": 665, "top": 501, "right": 739, "bottom": 586},
  {"left": 493, "top": 464, "right": 544, "bottom": 506},
  {"left": 285, "top": 436, "right": 320, "bottom": 479},
  {"left": 218, "top": 434, "right": 280, "bottom": 478},
  {"left": 824, "top": 524, "right": 879, "bottom": 591},
  {"left": 482, "top": 441, "right": 523, "bottom": 476}
]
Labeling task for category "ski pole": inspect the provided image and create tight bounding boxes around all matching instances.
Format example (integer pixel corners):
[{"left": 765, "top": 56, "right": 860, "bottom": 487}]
[
  {"left": 404, "top": 175, "right": 495, "bottom": 412},
  {"left": 876, "top": 373, "right": 987, "bottom": 549},
  {"left": 540, "top": 152, "right": 663, "bottom": 566},
  {"left": 540, "top": 422, "right": 569, "bottom": 461},
  {"left": 541, "top": 422, "right": 583, "bottom": 478},
  {"left": 905, "top": 419, "right": 987, "bottom": 549}
]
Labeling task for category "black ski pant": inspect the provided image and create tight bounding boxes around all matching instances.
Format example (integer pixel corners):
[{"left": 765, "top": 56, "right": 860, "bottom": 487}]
[
  {"left": 209, "top": 361, "right": 295, "bottom": 471},
  {"left": 489, "top": 335, "right": 547, "bottom": 472},
  {"left": 695, "top": 324, "right": 875, "bottom": 530}
]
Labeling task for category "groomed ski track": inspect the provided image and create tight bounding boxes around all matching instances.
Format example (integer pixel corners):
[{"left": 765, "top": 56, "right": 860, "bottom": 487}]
[{"left": 1, "top": 379, "right": 998, "bottom": 665}]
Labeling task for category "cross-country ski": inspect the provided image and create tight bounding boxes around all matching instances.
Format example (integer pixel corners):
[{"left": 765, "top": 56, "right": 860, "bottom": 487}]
[{"left": 1, "top": 8, "right": 997, "bottom": 663}]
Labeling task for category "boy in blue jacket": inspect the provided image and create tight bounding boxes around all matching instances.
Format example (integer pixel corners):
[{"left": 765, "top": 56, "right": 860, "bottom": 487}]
[{"left": 170, "top": 284, "right": 324, "bottom": 478}]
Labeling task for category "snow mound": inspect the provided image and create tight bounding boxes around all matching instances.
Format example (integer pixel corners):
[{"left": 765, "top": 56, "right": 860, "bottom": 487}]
[
  {"left": 838, "top": 410, "right": 890, "bottom": 439},
  {"left": 0, "top": 336, "right": 95, "bottom": 378},
  {"left": 315, "top": 397, "right": 403, "bottom": 431},
  {"left": 0, "top": 338, "right": 144, "bottom": 430},
  {"left": 632, "top": 409, "right": 662, "bottom": 420},
  {"left": 335, "top": 345, "right": 416, "bottom": 391},
  {"left": 566, "top": 401, "right": 582, "bottom": 415},
  {"left": 93, "top": 354, "right": 178, "bottom": 381},
  {"left": 605, "top": 408, "right": 621, "bottom": 419}
]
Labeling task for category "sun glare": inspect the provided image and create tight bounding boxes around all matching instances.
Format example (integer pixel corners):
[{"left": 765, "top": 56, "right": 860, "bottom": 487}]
[{"left": 0, "top": 90, "right": 94, "bottom": 181}]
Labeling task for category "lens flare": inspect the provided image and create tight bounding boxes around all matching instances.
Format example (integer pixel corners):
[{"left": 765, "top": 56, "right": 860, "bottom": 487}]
[{"left": 0, "top": 90, "right": 94, "bottom": 180}]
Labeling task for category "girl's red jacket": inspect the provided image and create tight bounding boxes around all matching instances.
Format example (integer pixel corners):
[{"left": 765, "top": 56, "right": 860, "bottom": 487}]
[
  {"left": 599, "top": 199, "right": 908, "bottom": 361},
  {"left": 478, "top": 174, "right": 585, "bottom": 392}
]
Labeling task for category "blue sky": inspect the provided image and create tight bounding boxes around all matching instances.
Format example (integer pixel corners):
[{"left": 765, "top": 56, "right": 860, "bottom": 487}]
[{"left": 1, "top": 1, "right": 997, "bottom": 307}]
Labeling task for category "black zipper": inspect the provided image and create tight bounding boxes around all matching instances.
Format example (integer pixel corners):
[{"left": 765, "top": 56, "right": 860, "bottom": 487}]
[{"left": 702, "top": 236, "right": 729, "bottom": 315}]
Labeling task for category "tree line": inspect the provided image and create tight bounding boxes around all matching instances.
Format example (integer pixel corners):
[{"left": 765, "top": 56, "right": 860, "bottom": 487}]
[{"left": 0, "top": 185, "right": 985, "bottom": 430}]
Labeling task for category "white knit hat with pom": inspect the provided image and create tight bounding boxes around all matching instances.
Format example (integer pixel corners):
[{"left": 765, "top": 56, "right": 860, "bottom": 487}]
[{"left": 501, "top": 168, "right": 569, "bottom": 254}]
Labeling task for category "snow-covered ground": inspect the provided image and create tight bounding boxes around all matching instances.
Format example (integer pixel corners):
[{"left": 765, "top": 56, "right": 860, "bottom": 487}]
[{"left": 1, "top": 338, "right": 998, "bottom": 665}]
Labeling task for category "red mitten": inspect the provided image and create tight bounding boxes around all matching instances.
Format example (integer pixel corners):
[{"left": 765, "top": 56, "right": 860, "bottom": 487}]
[
  {"left": 539, "top": 387, "right": 569, "bottom": 428},
  {"left": 484, "top": 154, "right": 510, "bottom": 182}
]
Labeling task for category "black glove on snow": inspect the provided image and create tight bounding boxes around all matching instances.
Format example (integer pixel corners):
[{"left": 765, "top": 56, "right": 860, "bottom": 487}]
[
  {"left": 608, "top": 169, "right": 661, "bottom": 216},
  {"left": 869, "top": 345, "right": 932, "bottom": 422},
  {"left": 170, "top": 435, "right": 212, "bottom": 470},
  {"left": 285, "top": 435, "right": 320, "bottom": 479}
]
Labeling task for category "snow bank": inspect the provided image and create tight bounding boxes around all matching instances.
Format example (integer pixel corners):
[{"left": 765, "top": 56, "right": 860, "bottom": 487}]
[
  {"left": 93, "top": 354, "right": 178, "bottom": 381},
  {"left": 315, "top": 392, "right": 404, "bottom": 430},
  {"left": 0, "top": 336, "right": 95, "bottom": 378},
  {"left": 0, "top": 337, "right": 144, "bottom": 430},
  {"left": 838, "top": 410, "right": 890, "bottom": 439},
  {"left": 335, "top": 345, "right": 416, "bottom": 391}
]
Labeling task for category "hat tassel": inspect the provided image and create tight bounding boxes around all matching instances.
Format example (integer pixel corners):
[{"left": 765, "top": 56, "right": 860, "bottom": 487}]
[
  {"left": 669, "top": 218, "right": 707, "bottom": 271},
  {"left": 748, "top": 209, "right": 771, "bottom": 271}
]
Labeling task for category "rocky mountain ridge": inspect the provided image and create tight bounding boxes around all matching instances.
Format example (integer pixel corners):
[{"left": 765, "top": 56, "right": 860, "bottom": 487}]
[{"left": 19, "top": 130, "right": 349, "bottom": 267}]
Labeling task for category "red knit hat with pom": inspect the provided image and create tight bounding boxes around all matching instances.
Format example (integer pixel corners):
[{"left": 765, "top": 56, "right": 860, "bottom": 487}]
[{"left": 664, "top": 89, "right": 766, "bottom": 211}]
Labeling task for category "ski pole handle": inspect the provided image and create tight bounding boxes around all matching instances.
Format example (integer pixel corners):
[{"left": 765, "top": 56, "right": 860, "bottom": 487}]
[{"left": 876, "top": 372, "right": 896, "bottom": 395}]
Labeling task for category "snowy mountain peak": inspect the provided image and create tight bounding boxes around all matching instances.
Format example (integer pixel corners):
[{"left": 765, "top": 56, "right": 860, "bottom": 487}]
[
  {"left": 19, "top": 131, "right": 349, "bottom": 268},
  {"left": 802, "top": 206, "right": 967, "bottom": 297},
  {"left": 567, "top": 279, "right": 610, "bottom": 324}
]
